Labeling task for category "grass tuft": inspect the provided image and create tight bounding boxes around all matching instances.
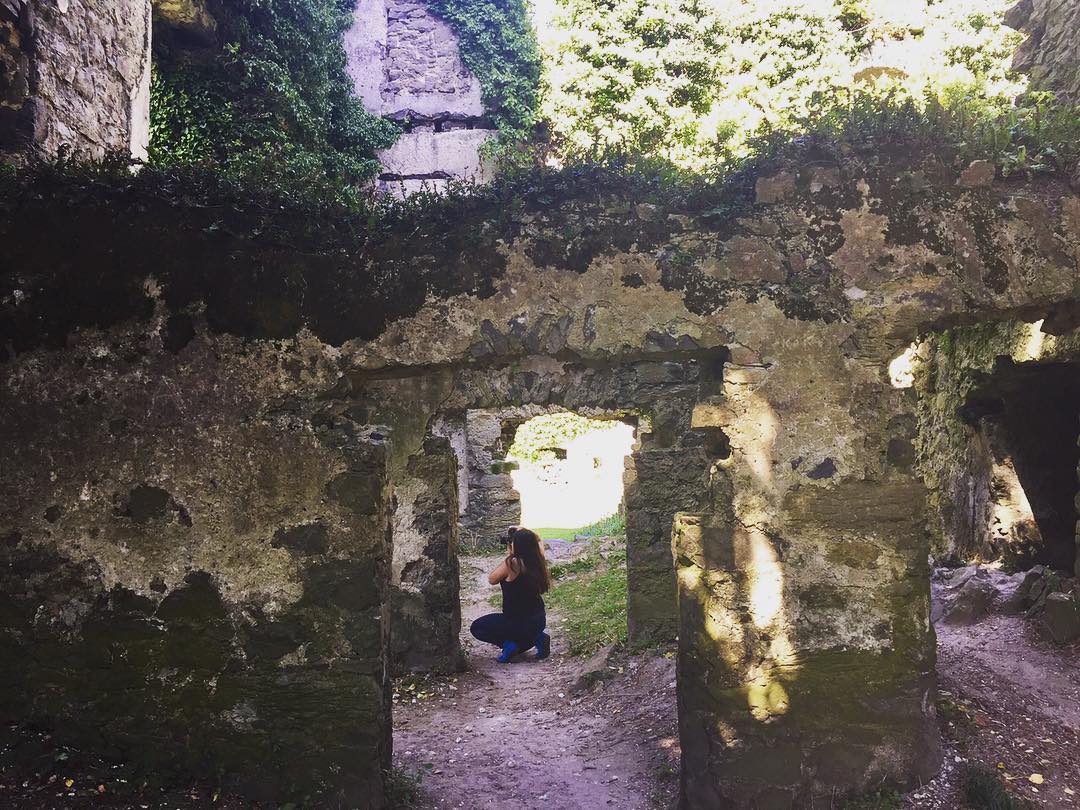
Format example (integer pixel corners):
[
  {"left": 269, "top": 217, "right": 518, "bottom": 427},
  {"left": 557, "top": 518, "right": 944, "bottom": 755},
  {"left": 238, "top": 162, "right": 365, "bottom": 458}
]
[
  {"left": 964, "top": 766, "right": 1033, "bottom": 810},
  {"left": 842, "top": 787, "right": 900, "bottom": 809}
]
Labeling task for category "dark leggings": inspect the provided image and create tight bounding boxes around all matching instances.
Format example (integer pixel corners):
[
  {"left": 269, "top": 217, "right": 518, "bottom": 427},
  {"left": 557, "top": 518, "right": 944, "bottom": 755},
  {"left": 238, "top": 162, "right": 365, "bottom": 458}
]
[{"left": 470, "top": 611, "right": 546, "bottom": 649}]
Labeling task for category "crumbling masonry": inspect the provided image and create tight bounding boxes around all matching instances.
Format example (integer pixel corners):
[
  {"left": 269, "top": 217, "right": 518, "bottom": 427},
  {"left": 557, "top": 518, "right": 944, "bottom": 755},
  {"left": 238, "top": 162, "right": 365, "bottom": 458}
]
[{"left": 3, "top": 1, "right": 1080, "bottom": 807}]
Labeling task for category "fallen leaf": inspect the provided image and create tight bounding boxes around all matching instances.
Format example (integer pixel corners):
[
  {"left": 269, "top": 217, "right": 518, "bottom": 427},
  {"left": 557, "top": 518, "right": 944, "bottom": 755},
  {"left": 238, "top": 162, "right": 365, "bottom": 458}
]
[
  {"left": 63, "top": 779, "right": 74, "bottom": 789},
  {"left": 1030, "top": 774, "right": 1045, "bottom": 785}
]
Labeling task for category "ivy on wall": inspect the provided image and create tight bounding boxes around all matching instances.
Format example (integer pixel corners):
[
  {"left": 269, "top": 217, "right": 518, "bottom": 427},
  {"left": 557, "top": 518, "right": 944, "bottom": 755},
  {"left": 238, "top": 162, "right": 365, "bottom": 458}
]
[
  {"left": 423, "top": 0, "right": 542, "bottom": 148},
  {"left": 149, "top": 0, "right": 400, "bottom": 191}
]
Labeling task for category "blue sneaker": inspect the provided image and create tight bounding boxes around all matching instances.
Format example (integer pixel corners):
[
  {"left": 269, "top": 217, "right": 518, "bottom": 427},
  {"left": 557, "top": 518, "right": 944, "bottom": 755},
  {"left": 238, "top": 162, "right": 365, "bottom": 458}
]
[
  {"left": 497, "top": 641, "right": 519, "bottom": 663},
  {"left": 535, "top": 632, "right": 551, "bottom": 660}
]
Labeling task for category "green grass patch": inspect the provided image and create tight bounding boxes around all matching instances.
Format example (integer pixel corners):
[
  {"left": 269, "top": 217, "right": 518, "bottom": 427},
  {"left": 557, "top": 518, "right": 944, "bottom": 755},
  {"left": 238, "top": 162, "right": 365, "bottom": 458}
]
[
  {"left": 534, "top": 527, "right": 578, "bottom": 541},
  {"left": 842, "top": 787, "right": 900, "bottom": 810},
  {"left": 964, "top": 766, "right": 1033, "bottom": 810},
  {"left": 546, "top": 554, "right": 627, "bottom": 655},
  {"left": 536, "top": 512, "right": 626, "bottom": 542},
  {"left": 577, "top": 512, "right": 626, "bottom": 537}
]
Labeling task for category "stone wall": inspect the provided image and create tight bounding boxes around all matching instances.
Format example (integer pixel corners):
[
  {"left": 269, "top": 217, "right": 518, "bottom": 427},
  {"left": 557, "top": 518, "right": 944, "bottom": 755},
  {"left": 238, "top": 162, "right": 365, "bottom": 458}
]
[
  {"left": 5, "top": 146, "right": 1080, "bottom": 804},
  {"left": 348, "top": 361, "right": 707, "bottom": 643},
  {"left": 0, "top": 0, "right": 151, "bottom": 161},
  {"left": 916, "top": 319, "right": 1080, "bottom": 574},
  {"left": 0, "top": 317, "right": 394, "bottom": 805},
  {"left": 459, "top": 408, "right": 524, "bottom": 546},
  {"left": 344, "top": 0, "right": 495, "bottom": 195},
  {"left": 1008, "top": 0, "right": 1080, "bottom": 102}
]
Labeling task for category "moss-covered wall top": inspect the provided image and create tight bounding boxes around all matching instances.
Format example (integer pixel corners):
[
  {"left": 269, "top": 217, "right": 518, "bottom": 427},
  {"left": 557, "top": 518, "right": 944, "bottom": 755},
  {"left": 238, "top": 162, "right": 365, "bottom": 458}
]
[{"left": 3, "top": 144, "right": 1079, "bottom": 373}]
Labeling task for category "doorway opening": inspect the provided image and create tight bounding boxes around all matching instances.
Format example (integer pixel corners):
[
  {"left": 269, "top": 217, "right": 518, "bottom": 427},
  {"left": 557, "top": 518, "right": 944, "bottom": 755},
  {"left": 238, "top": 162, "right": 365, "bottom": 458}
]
[
  {"left": 393, "top": 404, "right": 682, "bottom": 809},
  {"left": 505, "top": 410, "right": 638, "bottom": 654}
]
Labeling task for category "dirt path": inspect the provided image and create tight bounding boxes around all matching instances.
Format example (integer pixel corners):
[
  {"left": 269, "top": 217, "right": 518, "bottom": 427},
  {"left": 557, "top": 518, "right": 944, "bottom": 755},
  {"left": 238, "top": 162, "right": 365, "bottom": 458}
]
[
  {"left": 392, "top": 554, "right": 679, "bottom": 809},
  {"left": 905, "top": 614, "right": 1080, "bottom": 808}
]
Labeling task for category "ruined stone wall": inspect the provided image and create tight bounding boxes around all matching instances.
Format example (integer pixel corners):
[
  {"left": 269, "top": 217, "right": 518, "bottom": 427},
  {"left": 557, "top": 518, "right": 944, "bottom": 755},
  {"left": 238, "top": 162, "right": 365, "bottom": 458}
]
[
  {"left": 350, "top": 360, "right": 708, "bottom": 643},
  {"left": 0, "top": 0, "right": 151, "bottom": 161},
  {"left": 460, "top": 408, "right": 524, "bottom": 545},
  {"left": 4, "top": 146, "right": 1080, "bottom": 805},
  {"left": 0, "top": 315, "right": 393, "bottom": 805},
  {"left": 1008, "top": 0, "right": 1080, "bottom": 102},
  {"left": 915, "top": 316, "right": 1080, "bottom": 574},
  {"left": 344, "top": 0, "right": 494, "bottom": 195}
]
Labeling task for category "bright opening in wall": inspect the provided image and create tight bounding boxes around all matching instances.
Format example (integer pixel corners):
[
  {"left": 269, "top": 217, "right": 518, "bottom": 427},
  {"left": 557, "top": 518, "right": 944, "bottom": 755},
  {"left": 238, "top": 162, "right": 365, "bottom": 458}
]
[
  {"left": 889, "top": 342, "right": 920, "bottom": 388},
  {"left": 505, "top": 412, "right": 636, "bottom": 531}
]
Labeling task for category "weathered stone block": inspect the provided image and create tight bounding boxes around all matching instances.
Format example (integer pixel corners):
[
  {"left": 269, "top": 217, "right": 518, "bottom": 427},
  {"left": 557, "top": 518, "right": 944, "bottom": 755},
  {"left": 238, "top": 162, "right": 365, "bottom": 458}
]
[
  {"left": 1, "top": 0, "right": 151, "bottom": 162},
  {"left": 346, "top": 0, "right": 484, "bottom": 118},
  {"left": 674, "top": 508, "right": 939, "bottom": 808},
  {"left": 378, "top": 128, "right": 495, "bottom": 181},
  {"left": 625, "top": 446, "right": 710, "bottom": 641}
]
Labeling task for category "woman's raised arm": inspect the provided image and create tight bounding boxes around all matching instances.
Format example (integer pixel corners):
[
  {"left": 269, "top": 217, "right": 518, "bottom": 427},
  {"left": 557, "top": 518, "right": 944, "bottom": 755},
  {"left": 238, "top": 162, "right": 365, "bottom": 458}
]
[{"left": 487, "top": 558, "right": 511, "bottom": 585}]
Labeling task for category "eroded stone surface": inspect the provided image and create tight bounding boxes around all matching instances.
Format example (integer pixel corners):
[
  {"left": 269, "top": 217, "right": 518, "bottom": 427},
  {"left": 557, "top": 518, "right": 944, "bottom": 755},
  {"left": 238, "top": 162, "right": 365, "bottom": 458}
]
[
  {"left": 391, "top": 435, "right": 462, "bottom": 673},
  {"left": 0, "top": 321, "right": 393, "bottom": 805},
  {"left": 0, "top": 0, "right": 151, "bottom": 161},
  {"left": 345, "top": 0, "right": 492, "bottom": 193},
  {"left": 1008, "top": 0, "right": 1080, "bottom": 102}
]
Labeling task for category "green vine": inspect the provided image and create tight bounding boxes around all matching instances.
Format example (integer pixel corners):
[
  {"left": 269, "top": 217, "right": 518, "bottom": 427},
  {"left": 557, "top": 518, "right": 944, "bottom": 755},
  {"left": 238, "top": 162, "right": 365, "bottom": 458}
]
[
  {"left": 422, "top": 0, "right": 542, "bottom": 148},
  {"left": 149, "top": 0, "right": 400, "bottom": 193}
]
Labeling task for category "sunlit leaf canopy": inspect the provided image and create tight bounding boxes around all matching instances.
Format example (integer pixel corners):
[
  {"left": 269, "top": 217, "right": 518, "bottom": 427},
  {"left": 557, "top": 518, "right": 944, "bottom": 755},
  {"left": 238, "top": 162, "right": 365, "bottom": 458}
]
[{"left": 534, "top": 0, "right": 1025, "bottom": 172}]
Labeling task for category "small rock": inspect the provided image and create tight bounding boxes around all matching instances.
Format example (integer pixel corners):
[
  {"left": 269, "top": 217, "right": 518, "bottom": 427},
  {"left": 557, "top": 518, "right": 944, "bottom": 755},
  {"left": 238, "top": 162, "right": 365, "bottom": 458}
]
[
  {"left": 936, "top": 571, "right": 995, "bottom": 624},
  {"left": 957, "top": 160, "right": 996, "bottom": 189},
  {"left": 1041, "top": 592, "right": 1080, "bottom": 644}
]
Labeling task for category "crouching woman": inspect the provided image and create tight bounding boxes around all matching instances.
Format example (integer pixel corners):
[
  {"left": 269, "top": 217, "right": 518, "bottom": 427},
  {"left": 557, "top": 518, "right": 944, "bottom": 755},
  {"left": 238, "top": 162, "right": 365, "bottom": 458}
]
[{"left": 471, "top": 527, "right": 552, "bottom": 663}]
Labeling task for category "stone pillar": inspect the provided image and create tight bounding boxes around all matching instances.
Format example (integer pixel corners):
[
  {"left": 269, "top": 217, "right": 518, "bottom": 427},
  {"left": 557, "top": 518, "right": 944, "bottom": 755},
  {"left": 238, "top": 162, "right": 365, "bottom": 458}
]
[
  {"left": 624, "top": 442, "right": 710, "bottom": 642},
  {"left": 673, "top": 313, "right": 939, "bottom": 807},
  {"left": 344, "top": 0, "right": 496, "bottom": 195},
  {"left": 460, "top": 409, "right": 521, "bottom": 546},
  {"left": 0, "top": 0, "right": 152, "bottom": 161},
  {"left": 1007, "top": 0, "right": 1080, "bottom": 103},
  {"left": 391, "top": 435, "right": 463, "bottom": 672}
]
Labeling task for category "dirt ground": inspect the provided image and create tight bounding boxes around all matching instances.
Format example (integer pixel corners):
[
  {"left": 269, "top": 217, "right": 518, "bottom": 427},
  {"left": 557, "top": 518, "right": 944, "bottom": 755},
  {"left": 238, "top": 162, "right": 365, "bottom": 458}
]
[
  {"left": 393, "top": 554, "right": 680, "bottom": 810},
  {"left": 904, "top": 614, "right": 1080, "bottom": 808}
]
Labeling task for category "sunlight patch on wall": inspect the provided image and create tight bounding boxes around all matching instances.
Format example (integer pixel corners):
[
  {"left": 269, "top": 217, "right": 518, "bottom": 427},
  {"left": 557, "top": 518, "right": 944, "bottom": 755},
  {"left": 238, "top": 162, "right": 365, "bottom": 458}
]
[
  {"left": 1017, "top": 319, "right": 1046, "bottom": 362},
  {"left": 889, "top": 342, "right": 919, "bottom": 388}
]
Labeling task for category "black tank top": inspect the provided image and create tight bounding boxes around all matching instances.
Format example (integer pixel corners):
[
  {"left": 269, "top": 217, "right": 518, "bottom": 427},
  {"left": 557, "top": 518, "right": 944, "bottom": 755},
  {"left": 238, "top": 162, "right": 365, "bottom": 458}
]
[{"left": 500, "top": 571, "right": 544, "bottom": 618}]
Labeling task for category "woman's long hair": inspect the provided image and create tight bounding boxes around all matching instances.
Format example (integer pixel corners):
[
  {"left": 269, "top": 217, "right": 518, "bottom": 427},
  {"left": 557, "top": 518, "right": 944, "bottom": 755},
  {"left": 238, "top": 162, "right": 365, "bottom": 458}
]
[{"left": 509, "top": 528, "right": 552, "bottom": 594}]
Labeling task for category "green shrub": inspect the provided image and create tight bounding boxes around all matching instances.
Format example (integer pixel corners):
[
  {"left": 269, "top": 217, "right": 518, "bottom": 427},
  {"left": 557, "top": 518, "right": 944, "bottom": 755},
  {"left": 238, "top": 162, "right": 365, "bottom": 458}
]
[
  {"left": 538, "top": 0, "right": 1028, "bottom": 173},
  {"left": 576, "top": 512, "right": 626, "bottom": 538},
  {"left": 150, "top": 0, "right": 400, "bottom": 192}
]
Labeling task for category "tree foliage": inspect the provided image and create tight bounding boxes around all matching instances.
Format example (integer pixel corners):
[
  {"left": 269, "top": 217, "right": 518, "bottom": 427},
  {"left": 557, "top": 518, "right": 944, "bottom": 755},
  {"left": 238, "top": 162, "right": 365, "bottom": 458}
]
[
  {"left": 507, "top": 413, "right": 623, "bottom": 465},
  {"left": 149, "top": 0, "right": 400, "bottom": 192},
  {"left": 537, "top": 0, "right": 1027, "bottom": 172}
]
